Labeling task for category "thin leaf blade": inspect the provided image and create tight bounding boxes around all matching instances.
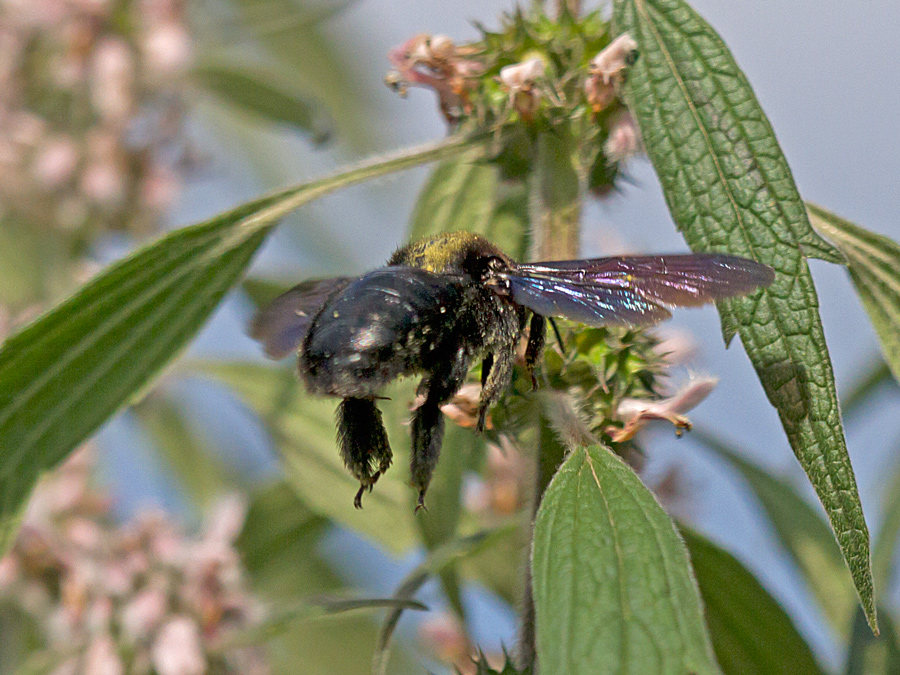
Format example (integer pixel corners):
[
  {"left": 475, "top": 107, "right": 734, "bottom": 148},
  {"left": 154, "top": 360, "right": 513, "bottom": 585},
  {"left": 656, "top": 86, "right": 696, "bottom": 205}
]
[
  {"left": 808, "top": 203, "right": 900, "bottom": 389},
  {"left": 195, "top": 64, "right": 333, "bottom": 144},
  {"left": 613, "top": 0, "right": 874, "bottom": 629},
  {"left": 532, "top": 444, "right": 720, "bottom": 675}
]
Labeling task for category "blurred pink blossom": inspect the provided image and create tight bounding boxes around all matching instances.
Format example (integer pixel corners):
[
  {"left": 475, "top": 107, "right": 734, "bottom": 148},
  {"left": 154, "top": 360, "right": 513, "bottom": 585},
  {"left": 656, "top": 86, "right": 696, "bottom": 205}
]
[
  {"left": 0, "top": 450, "right": 271, "bottom": 674},
  {"left": 152, "top": 616, "right": 206, "bottom": 675},
  {"left": 84, "top": 633, "right": 124, "bottom": 675}
]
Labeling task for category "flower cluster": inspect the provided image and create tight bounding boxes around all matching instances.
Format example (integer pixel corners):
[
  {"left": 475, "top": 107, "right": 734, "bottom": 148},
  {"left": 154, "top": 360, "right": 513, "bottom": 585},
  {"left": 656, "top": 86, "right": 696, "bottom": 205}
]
[
  {"left": 386, "top": 9, "right": 642, "bottom": 191},
  {"left": 437, "top": 323, "right": 711, "bottom": 519},
  {"left": 0, "top": 447, "right": 270, "bottom": 675},
  {"left": 0, "top": 0, "right": 193, "bottom": 239}
]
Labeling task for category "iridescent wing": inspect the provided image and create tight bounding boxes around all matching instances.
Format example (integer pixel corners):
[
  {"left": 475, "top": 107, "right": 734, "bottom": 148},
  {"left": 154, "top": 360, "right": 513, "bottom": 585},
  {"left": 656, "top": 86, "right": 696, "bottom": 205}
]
[
  {"left": 498, "top": 254, "right": 774, "bottom": 327},
  {"left": 250, "top": 277, "right": 353, "bottom": 359}
]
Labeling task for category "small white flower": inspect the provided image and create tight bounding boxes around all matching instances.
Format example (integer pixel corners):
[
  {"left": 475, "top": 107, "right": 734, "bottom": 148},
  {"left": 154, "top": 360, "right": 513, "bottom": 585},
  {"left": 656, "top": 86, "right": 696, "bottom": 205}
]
[
  {"left": 590, "top": 34, "right": 638, "bottom": 85},
  {"left": 499, "top": 57, "right": 546, "bottom": 91},
  {"left": 585, "top": 34, "right": 638, "bottom": 111}
]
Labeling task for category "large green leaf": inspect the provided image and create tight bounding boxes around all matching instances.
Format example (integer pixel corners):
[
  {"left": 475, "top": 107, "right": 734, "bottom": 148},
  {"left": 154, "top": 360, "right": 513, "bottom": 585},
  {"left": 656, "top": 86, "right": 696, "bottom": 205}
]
[
  {"left": 808, "top": 203, "right": 900, "bottom": 388},
  {"left": 532, "top": 444, "right": 719, "bottom": 675},
  {"left": 199, "top": 362, "right": 418, "bottom": 553},
  {"left": 683, "top": 528, "right": 823, "bottom": 675},
  {"left": 409, "top": 150, "right": 530, "bottom": 260},
  {"left": 693, "top": 427, "right": 856, "bottom": 637},
  {"left": 194, "top": 64, "right": 333, "bottom": 144},
  {"left": 0, "top": 134, "right": 483, "bottom": 555},
  {"left": 613, "top": 0, "right": 874, "bottom": 630}
]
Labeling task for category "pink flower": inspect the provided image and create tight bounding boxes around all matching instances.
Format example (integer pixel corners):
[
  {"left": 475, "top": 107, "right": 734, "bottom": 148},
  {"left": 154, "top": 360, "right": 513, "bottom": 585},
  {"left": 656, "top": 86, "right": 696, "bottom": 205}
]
[
  {"left": 585, "top": 34, "right": 638, "bottom": 111},
  {"left": 121, "top": 587, "right": 168, "bottom": 642},
  {"left": 84, "top": 633, "right": 123, "bottom": 675},
  {"left": 609, "top": 375, "right": 718, "bottom": 442},
  {"left": 31, "top": 136, "right": 79, "bottom": 188},
  {"left": 142, "top": 23, "right": 192, "bottom": 78},
  {"left": 90, "top": 38, "right": 134, "bottom": 122},
  {"left": 204, "top": 494, "right": 246, "bottom": 545},
  {"left": 603, "top": 110, "right": 641, "bottom": 162},
  {"left": 0, "top": 554, "right": 19, "bottom": 590},
  {"left": 152, "top": 616, "right": 206, "bottom": 675}
]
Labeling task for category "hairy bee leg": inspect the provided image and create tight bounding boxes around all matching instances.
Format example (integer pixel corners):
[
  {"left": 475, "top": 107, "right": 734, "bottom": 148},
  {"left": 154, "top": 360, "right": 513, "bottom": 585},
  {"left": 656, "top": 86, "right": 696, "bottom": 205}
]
[
  {"left": 477, "top": 342, "right": 517, "bottom": 432},
  {"left": 481, "top": 353, "right": 494, "bottom": 388},
  {"left": 524, "top": 314, "right": 546, "bottom": 390},
  {"left": 411, "top": 351, "right": 470, "bottom": 510},
  {"left": 336, "top": 397, "right": 393, "bottom": 509},
  {"left": 411, "top": 397, "right": 444, "bottom": 511}
]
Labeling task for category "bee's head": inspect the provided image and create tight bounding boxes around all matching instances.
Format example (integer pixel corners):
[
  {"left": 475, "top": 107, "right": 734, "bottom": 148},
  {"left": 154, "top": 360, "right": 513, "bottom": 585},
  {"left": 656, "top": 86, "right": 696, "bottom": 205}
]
[{"left": 389, "top": 232, "right": 513, "bottom": 280}]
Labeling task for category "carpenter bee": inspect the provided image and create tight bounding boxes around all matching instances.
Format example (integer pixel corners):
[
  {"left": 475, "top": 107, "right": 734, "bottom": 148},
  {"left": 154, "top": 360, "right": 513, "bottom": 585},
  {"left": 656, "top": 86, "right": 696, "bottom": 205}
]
[{"left": 250, "top": 232, "right": 773, "bottom": 510}]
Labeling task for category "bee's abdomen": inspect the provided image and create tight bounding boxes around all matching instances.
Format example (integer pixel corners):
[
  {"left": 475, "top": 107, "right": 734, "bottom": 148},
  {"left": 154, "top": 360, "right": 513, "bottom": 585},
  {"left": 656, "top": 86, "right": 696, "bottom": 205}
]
[{"left": 299, "top": 268, "right": 467, "bottom": 397}]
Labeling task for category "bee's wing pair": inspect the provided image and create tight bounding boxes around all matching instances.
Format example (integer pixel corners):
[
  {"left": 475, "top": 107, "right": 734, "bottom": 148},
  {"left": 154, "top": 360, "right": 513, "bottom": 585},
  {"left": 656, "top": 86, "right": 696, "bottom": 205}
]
[
  {"left": 251, "top": 254, "right": 774, "bottom": 359},
  {"left": 249, "top": 277, "right": 353, "bottom": 359},
  {"left": 497, "top": 253, "right": 774, "bottom": 328}
]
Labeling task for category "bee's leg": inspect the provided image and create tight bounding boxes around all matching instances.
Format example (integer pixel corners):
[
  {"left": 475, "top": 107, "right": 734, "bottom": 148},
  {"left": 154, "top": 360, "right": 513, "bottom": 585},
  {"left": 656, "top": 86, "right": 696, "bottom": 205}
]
[
  {"left": 411, "top": 351, "right": 470, "bottom": 511},
  {"left": 481, "top": 353, "right": 494, "bottom": 388},
  {"left": 477, "top": 341, "right": 517, "bottom": 433},
  {"left": 336, "top": 397, "right": 393, "bottom": 509},
  {"left": 524, "top": 314, "right": 546, "bottom": 390}
]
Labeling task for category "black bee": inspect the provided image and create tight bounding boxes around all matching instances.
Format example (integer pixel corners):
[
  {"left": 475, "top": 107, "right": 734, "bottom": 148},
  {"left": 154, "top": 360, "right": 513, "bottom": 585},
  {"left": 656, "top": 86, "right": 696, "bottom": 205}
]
[{"left": 250, "top": 232, "right": 773, "bottom": 509}]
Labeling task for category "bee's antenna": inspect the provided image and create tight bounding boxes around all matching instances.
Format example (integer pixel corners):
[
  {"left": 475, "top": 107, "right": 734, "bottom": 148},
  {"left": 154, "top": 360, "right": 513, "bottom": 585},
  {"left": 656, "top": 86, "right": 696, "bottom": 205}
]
[{"left": 548, "top": 318, "right": 565, "bottom": 352}]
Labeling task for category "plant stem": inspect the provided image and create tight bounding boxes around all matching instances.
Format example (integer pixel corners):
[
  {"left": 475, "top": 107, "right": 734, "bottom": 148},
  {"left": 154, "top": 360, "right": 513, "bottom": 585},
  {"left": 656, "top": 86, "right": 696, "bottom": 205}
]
[
  {"left": 519, "top": 125, "right": 585, "bottom": 671},
  {"left": 529, "top": 129, "right": 582, "bottom": 261},
  {"left": 519, "top": 414, "right": 569, "bottom": 669}
]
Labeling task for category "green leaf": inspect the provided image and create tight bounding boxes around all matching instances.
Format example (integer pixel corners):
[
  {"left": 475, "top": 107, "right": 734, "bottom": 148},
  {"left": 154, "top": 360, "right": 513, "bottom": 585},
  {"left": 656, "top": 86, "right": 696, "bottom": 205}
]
[
  {"left": 410, "top": 149, "right": 499, "bottom": 239},
  {"left": 693, "top": 427, "right": 856, "bottom": 637},
  {"left": 0, "top": 133, "right": 484, "bottom": 556},
  {"left": 216, "top": 596, "right": 427, "bottom": 650},
  {"left": 845, "top": 607, "right": 900, "bottom": 675},
  {"left": 194, "top": 63, "right": 333, "bottom": 144},
  {"left": 808, "top": 203, "right": 900, "bottom": 389},
  {"left": 682, "top": 528, "right": 823, "bottom": 675},
  {"left": 613, "top": 0, "right": 875, "bottom": 630},
  {"left": 408, "top": 150, "right": 531, "bottom": 260},
  {"left": 199, "top": 362, "right": 418, "bottom": 552},
  {"left": 532, "top": 444, "right": 720, "bottom": 675}
]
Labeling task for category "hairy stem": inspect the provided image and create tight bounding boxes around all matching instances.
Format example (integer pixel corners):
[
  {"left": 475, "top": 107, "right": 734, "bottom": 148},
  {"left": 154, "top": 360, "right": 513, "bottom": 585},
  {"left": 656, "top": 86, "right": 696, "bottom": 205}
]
[
  {"left": 519, "top": 125, "right": 585, "bottom": 671},
  {"left": 528, "top": 129, "right": 583, "bottom": 261}
]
